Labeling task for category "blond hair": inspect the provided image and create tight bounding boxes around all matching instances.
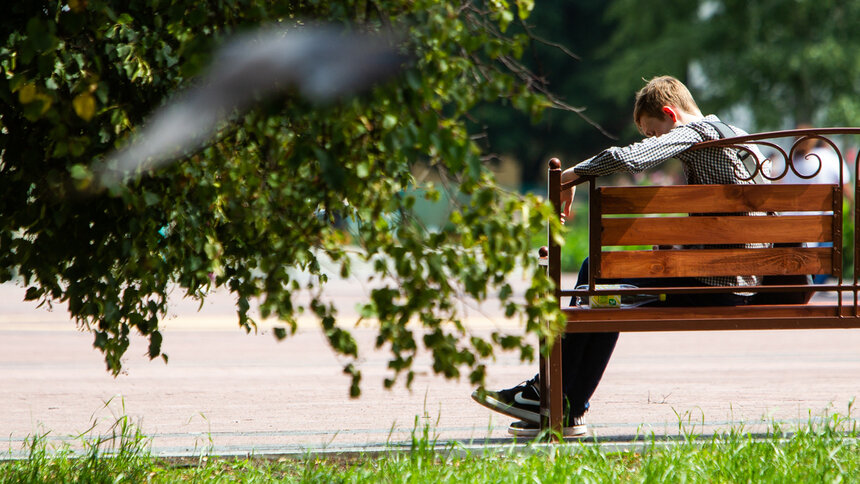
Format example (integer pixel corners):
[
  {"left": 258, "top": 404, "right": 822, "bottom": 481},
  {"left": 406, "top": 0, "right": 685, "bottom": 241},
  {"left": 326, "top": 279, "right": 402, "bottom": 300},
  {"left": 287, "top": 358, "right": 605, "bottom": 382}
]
[{"left": 633, "top": 76, "right": 700, "bottom": 126}]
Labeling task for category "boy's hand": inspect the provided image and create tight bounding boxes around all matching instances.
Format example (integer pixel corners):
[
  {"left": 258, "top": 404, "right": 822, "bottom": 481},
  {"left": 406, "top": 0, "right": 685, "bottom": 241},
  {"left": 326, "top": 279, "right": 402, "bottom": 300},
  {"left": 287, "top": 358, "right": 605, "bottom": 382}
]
[
  {"left": 559, "top": 168, "right": 578, "bottom": 224},
  {"left": 560, "top": 187, "right": 573, "bottom": 224}
]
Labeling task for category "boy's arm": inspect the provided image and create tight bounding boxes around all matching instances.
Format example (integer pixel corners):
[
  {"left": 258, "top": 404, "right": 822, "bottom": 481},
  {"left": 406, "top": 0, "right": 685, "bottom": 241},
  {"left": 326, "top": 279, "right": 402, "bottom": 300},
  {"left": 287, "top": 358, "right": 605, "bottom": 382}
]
[
  {"left": 572, "top": 126, "right": 702, "bottom": 176},
  {"left": 558, "top": 125, "right": 702, "bottom": 222}
]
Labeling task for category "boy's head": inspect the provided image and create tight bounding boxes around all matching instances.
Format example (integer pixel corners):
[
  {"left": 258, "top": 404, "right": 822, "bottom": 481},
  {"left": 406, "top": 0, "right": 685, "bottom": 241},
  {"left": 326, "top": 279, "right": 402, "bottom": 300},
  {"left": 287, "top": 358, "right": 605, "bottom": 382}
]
[{"left": 633, "top": 76, "right": 701, "bottom": 136}]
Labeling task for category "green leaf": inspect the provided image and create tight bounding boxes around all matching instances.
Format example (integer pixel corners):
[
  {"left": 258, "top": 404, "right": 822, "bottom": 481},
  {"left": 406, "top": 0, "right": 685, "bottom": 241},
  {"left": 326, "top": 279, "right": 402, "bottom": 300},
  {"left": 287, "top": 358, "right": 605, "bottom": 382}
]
[
  {"left": 143, "top": 191, "right": 160, "bottom": 207},
  {"left": 24, "top": 287, "right": 41, "bottom": 301},
  {"left": 148, "top": 331, "right": 163, "bottom": 359}
]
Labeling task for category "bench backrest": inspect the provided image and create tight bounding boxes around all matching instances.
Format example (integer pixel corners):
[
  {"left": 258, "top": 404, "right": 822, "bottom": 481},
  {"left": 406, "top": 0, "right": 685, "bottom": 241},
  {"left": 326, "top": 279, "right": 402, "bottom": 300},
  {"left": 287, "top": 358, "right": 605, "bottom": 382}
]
[
  {"left": 590, "top": 183, "right": 841, "bottom": 281},
  {"left": 546, "top": 127, "right": 860, "bottom": 302}
]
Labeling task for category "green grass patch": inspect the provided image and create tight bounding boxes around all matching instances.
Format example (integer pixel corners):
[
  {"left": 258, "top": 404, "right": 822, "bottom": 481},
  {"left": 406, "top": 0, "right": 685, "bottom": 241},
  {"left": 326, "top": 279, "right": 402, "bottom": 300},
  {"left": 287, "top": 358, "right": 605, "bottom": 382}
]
[
  {"left": 2, "top": 412, "right": 859, "bottom": 483},
  {"left": 1, "top": 414, "right": 153, "bottom": 483}
]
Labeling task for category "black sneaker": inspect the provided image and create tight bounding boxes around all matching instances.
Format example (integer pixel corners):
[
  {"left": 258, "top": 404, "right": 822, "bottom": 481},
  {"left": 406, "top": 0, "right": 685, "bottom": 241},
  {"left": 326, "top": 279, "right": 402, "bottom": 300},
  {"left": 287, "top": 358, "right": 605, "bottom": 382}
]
[
  {"left": 471, "top": 374, "right": 541, "bottom": 423},
  {"left": 508, "top": 417, "right": 587, "bottom": 438}
]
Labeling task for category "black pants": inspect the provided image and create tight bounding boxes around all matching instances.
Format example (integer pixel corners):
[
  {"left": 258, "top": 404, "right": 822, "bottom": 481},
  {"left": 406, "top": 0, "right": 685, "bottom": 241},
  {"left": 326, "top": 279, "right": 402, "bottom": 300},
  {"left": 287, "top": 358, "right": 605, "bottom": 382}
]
[{"left": 562, "top": 257, "right": 750, "bottom": 417}]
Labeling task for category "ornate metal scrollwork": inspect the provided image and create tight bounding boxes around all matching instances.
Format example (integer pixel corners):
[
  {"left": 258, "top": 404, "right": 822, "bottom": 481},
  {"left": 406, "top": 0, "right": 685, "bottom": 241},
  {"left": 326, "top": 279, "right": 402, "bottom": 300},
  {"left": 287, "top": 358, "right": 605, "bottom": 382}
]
[{"left": 690, "top": 128, "right": 860, "bottom": 185}]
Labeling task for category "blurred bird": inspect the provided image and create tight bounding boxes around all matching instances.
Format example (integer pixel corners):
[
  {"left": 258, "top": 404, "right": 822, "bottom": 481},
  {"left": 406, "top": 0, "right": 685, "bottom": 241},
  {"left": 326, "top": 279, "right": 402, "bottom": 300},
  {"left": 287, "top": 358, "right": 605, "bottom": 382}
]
[{"left": 96, "top": 24, "right": 407, "bottom": 187}]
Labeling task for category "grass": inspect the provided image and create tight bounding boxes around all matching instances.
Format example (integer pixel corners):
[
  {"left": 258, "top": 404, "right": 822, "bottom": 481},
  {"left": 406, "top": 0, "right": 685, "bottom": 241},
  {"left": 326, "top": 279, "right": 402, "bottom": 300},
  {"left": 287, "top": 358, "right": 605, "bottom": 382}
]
[
  {"left": 2, "top": 412, "right": 858, "bottom": 483},
  {"left": 1, "top": 413, "right": 153, "bottom": 483}
]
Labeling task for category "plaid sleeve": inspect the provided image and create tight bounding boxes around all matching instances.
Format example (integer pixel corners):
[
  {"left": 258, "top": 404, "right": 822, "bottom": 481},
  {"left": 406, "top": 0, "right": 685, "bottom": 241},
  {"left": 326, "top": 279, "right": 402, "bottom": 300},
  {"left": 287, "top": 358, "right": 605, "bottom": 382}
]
[{"left": 572, "top": 126, "right": 704, "bottom": 176}]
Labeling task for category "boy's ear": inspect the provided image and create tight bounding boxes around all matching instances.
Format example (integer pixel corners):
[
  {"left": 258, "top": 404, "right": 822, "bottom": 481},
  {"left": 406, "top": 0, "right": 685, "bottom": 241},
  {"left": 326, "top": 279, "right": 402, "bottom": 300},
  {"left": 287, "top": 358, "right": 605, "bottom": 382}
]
[{"left": 662, "top": 106, "right": 678, "bottom": 123}]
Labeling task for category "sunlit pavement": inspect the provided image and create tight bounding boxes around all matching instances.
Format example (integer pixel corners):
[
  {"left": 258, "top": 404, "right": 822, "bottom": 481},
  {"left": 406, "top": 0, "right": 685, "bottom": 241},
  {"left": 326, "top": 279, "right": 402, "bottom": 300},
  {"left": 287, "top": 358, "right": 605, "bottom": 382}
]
[{"left": 1, "top": 278, "right": 858, "bottom": 459}]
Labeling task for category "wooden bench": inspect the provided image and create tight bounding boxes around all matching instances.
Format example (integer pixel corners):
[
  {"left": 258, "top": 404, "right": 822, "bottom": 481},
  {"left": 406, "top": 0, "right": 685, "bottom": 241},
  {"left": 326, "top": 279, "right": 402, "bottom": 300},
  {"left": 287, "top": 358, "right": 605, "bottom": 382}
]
[{"left": 538, "top": 127, "right": 860, "bottom": 438}]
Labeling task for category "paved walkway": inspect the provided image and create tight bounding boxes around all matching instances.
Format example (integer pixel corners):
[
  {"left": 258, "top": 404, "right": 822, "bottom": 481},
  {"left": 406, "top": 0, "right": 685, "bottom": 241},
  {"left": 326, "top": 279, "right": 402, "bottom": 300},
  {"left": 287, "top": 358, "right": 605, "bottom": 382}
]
[{"left": 1, "top": 280, "right": 859, "bottom": 458}]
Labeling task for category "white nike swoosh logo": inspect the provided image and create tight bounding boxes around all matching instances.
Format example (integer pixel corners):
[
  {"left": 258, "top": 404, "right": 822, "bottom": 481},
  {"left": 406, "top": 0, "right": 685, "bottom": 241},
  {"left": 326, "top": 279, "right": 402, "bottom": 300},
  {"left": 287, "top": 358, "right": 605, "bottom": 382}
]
[{"left": 513, "top": 391, "right": 540, "bottom": 406}]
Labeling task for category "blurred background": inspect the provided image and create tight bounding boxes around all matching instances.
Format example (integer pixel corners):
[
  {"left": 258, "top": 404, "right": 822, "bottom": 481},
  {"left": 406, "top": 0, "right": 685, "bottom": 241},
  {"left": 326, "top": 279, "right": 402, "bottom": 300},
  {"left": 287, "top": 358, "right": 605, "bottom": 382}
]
[
  {"left": 475, "top": 0, "right": 859, "bottom": 190},
  {"left": 412, "top": 0, "right": 860, "bottom": 271}
]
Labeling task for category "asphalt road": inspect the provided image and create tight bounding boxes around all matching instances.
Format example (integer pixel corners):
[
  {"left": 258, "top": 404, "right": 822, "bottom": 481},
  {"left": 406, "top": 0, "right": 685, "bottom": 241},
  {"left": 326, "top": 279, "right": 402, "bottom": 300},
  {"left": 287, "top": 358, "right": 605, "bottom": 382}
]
[{"left": 2, "top": 280, "right": 859, "bottom": 458}]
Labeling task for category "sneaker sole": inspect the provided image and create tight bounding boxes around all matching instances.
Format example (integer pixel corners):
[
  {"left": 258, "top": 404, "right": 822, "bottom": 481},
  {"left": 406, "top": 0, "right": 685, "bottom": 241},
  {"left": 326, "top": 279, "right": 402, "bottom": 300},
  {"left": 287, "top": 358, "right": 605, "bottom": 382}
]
[
  {"left": 508, "top": 423, "right": 587, "bottom": 438},
  {"left": 471, "top": 390, "right": 540, "bottom": 424}
]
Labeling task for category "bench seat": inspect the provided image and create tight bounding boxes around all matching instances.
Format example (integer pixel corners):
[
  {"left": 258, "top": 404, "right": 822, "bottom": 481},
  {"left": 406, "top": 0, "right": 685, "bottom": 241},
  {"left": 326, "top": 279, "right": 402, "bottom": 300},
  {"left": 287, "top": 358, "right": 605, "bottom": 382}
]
[{"left": 563, "top": 301, "right": 860, "bottom": 333}]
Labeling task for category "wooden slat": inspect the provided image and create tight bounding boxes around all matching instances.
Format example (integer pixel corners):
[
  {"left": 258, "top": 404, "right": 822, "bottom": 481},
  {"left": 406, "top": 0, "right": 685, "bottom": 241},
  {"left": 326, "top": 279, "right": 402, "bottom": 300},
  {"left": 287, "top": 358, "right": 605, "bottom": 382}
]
[
  {"left": 601, "top": 215, "right": 832, "bottom": 246},
  {"left": 561, "top": 303, "right": 860, "bottom": 333},
  {"left": 598, "top": 247, "right": 832, "bottom": 279},
  {"left": 564, "top": 317, "right": 860, "bottom": 333},
  {"left": 600, "top": 184, "right": 834, "bottom": 214},
  {"left": 565, "top": 302, "right": 844, "bottom": 321}
]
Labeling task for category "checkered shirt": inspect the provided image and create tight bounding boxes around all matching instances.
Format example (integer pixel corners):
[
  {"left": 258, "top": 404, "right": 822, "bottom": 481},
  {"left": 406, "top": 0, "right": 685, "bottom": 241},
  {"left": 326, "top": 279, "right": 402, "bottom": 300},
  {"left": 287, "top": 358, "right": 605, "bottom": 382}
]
[{"left": 573, "top": 115, "right": 770, "bottom": 289}]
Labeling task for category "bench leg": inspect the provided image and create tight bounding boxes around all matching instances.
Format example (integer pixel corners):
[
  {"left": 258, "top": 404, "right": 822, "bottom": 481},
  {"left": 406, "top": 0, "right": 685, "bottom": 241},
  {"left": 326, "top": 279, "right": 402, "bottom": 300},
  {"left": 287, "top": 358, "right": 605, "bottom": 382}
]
[
  {"left": 540, "top": 333, "right": 565, "bottom": 442},
  {"left": 539, "top": 336, "right": 549, "bottom": 433}
]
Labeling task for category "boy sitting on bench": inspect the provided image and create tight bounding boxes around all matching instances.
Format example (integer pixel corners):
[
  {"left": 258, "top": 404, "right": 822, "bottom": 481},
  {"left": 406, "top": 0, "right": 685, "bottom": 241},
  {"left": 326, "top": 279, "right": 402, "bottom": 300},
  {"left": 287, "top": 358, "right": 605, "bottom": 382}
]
[{"left": 472, "top": 75, "right": 769, "bottom": 438}]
